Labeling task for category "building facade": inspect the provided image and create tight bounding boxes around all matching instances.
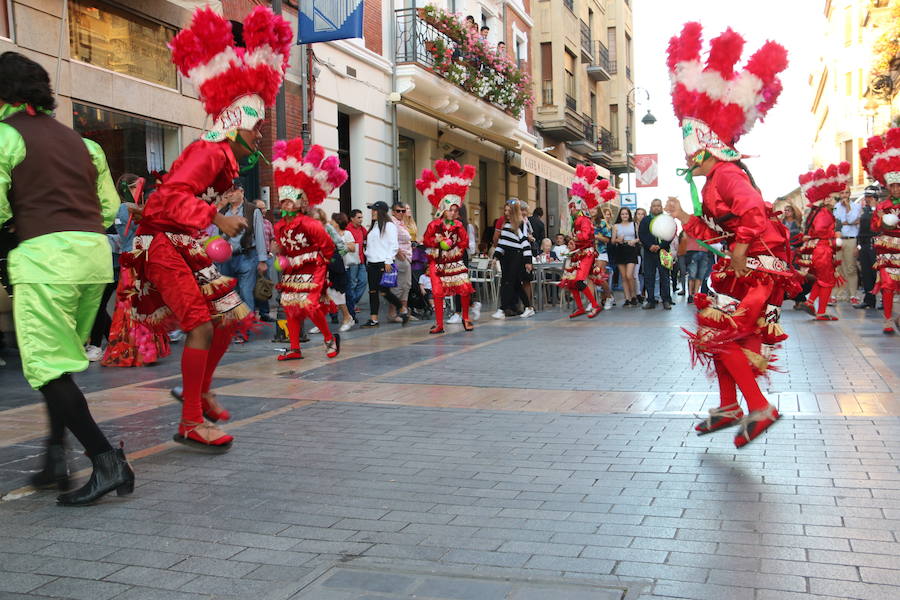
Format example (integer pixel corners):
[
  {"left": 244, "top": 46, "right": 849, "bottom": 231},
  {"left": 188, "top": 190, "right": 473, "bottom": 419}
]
[
  {"left": 530, "top": 0, "right": 632, "bottom": 233},
  {"left": 810, "top": 0, "right": 896, "bottom": 193}
]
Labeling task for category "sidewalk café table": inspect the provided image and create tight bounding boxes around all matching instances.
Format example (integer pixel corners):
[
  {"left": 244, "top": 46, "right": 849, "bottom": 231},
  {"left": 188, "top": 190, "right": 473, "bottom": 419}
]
[{"left": 532, "top": 261, "right": 564, "bottom": 311}]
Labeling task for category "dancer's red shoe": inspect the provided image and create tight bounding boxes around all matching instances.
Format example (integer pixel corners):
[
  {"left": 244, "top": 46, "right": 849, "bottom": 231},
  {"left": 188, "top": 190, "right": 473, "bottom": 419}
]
[
  {"left": 174, "top": 421, "right": 233, "bottom": 453},
  {"left": 815, "top": 314, "right": 838, "bottom": 321},
  {"left": 462, "top": 320, "right": 474, "bottom": 331},
  {"left": 569, "top": 308, "right": 586, "bottom": 319},
  {"left": 587, "top": 306, "right": 602, "bottom": 319},
  {"left": 695, "top": 402, "right": 744, "bottom": 435},
  {"left": 429, "top": 326, "right": 445, "bottom": 334},
  {"left": 733, "top": 405, "right": 780, "bottom": 448},
  {"left": 325, "top": 334, "right": 340, "bottom": 358},
  {"left": 277, "top": 348, "right": 303, "bottom": 361}
]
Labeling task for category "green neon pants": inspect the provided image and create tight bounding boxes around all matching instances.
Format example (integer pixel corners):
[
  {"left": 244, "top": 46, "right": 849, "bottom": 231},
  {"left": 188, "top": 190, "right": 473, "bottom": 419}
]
[{"left": 13, "top": 282, "right": 104, "bottom": 389}]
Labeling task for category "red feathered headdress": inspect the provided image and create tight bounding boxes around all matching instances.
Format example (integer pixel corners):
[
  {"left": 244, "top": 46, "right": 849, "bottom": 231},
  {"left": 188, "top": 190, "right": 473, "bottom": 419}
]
[
  {"left": 860, "top": 127, "right": 900, "bottom": 186},
  {"left": 799, "top": 162, "right": 850, "bottom": 206},
  {"left": 169, "top": 7, "right": 292, "bottom": 142},
  {"left": 415, "top": 160, "right": 476, "bottom": 216},
  {"left": 273, "top": 138, "right": 348, "bottom": 207},
  {"left": 667, "top": 22, "right": 788, "bottom": 161},
  {"left": 568, "top": 164, "right": 617, "bottom": 212}
]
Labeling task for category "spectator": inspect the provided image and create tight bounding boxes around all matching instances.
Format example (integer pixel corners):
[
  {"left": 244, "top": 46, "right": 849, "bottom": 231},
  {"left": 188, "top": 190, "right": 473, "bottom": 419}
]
[
  {"left": 612, "top": 207, "right": 640, "bottom": 305},
  {"left": 833, "top": 188, "right": 861, "bottom": 303},
  {"left": 465, "top": 15, "right": 477, "bottom": 30},
  {"left": 334, "top": 211, "right": 360, "bottom": 329},
  {"left": 218, "top": 183, "right": 268, "bottom": 324},
  {"left": 418, "top": 271, "right": 434, "bottom": 313},
  {"left": 633, "top": 207, "right": 648, "bottom": 301},
  {"left": 308, "top": 208, "right": 353, "bottom": 332},
  {"left": 528, "top": 207, "right": 546, "bottom": 254},
  {"left": 779, "top": 201, "right": 811, "bottom": 308},
  {"left": 497, "top": 41, "right": 507, "bottom": 56},
  {"left": 533, "top": 238, "right": 558, "bottom": 263},
  {"left": 593, "top": 204, "right": 614, "bottom": 310},
  {"left": 401, "top": 202, "right": 418, "bottom": 243},
  {"left": 519, "top": 203, "right": 535, "bottom": 313},
  {"left": 552, "top": 233, "right": 570, "bottom": 259},
  {"left": 254, "top": 199, "right": 276, "bottom": 322},
  {"left": 492, "top": 198, "right": 533, "bottom": 318},
  {"left": 682, "top": 235, "right": 711, "bottom": 304},
  {"left": 345, "top": 208, "right": 368, "bottom": 322},
  {"left": 480, "top": 25, "right": 490, "bottom": 40},
  {"left": 638, "top": 199, "right": 673, "bottom": 310},
  {"left": 388, "top": 201, "right": 413, "bottom": 323},
  {"left": 854, "top": 188, "right": 880, "bottom": 310},
  {"left": 362, "top": 201, "right": 405, "bottom": 327}
]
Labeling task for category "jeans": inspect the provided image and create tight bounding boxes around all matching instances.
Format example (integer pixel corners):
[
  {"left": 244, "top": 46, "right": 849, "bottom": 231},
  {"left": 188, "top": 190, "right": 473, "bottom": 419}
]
[
  {"left": 642, "top": 248, "right": 671, "bottom": 304},
  {"left": 686, "top": 251, "right": 712, "bottom": 281},
  {"left": 858, "top": 240, "right": 877, "bottom": 305},
  {"left": 346, "top": 263, "right": 368, "bottom": 317},
  {"left": 219, "top": 251, "right": 258, "bottom": 309}
]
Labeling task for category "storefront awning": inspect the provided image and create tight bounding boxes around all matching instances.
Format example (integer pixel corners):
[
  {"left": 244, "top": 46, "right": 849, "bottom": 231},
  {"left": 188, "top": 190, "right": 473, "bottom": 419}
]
[
  {"left": 511, "top": 145, "right": 611, "bottom": 188},
  {"left": 396, "top": 96, "right": 521, "bottom": 151}
]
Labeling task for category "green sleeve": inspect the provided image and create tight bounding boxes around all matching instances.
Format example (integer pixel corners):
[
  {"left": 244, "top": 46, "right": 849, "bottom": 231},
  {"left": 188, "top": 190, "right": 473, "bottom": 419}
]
[
  {"left": 0, "top": 123, "right": 26, "bottom": 227},
  {"left": 83, "top": 138, "right": 120, "bottom": 229}
]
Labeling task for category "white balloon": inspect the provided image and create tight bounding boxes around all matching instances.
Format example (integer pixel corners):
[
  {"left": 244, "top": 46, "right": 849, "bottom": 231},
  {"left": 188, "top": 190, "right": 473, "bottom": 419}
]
[
  {"left": 649, "top": 214, "right": 677, "bottom": 241},
  {"left": 883, "top": 213, "right": 899, "bottom": 228},
  {"left": 835, "top": 238, "right": 843, "bottom": 248}
]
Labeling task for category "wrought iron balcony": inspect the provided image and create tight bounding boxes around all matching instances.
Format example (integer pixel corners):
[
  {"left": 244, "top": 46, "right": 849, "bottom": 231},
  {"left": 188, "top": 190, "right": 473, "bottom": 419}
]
[
  {"left": 589, "top": 126, "right": 617, "bottom": 167},
  {"left": 394, "top": 7, "right": 533, "bottom": 119},
  {"left": 565, "top": 114, "right": 596, "bottom": 155},
  {"left": 587, "top": 41, "right": 611, "bottom": 82},
  {"left": 580, "top": 21, "right": 592, "bottom": 63}
]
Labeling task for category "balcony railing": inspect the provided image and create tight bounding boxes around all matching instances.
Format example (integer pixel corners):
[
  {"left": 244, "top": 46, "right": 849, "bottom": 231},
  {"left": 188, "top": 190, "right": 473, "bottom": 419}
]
[
  {"left": 598, "top": 127, "right": 618, "bottom": 153},
  {"left": 626, "top": 64, "right": 632, "bottom": 80},
  {"left": 608, "top": 58, "right": 617, "bottom": 75},
  {"left": 586, "top": 41, "right": 611, "bottom": 81},
  {"left": 580, "top": 21, "right": 592, "bottom": 61},
  {"left": 581, "top": 114, "right": 594, "bottom": 142},
  {"left": 542, "top": 80, "right": 553, "bottom": 105},
  {"left": 394, "top": 7, "right": 534, "bottom": 118},
  {"left": 565, "top": 94, "right": 577, "bottom": 111}
]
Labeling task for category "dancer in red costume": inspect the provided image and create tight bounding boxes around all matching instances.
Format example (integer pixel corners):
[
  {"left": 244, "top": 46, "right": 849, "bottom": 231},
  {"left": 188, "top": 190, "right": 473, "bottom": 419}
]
[
  {"left": 860, "top": 128, "right": 900, "bottom": 334},
  {"left": 796, "top": 163, "right": 850, "bottom": 321},
  {"left": 663, "top": 22, "right": 798, "bottom": 448},
  {"left": 559, "top": 165, "right": 616, "bottom": 318},
  {"left": 272, "top": 139, "right": 347, "bottom": 360},
  {"left": 416, "top": 160, "right": 476, "bottom": 334},
  {"left": 119, "top": 7, "right": 292, "bottom": 452}
]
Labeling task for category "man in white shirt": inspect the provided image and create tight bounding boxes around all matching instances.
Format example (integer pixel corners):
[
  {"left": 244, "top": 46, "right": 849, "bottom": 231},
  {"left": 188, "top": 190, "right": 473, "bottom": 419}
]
[{"left": 833, "top": 189, "right": 861, "bottom": 303}]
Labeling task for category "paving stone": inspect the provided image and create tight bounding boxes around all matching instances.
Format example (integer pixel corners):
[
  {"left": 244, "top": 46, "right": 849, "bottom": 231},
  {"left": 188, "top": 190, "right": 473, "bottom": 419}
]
[
  {"left": 31, "top": 577, "right": 131, "bottom": 600},
  {"left": 0, "top": 571, "right": 56, "bottom": 594}
]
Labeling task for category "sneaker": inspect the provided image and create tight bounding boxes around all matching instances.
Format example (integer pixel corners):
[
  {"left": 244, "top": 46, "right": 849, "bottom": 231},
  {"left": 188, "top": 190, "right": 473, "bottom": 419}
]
[
  {"left": 520, "top": 307, "right": 535, "bottom": 319},
  {"left": 84, "top": 345, "right": 103, "bottom": 362},
  {"left": 491, "top": 309, "right": 506, "bottom": 320},
  {"left": 309, "top": 326, "right": 320, "bottom": 334},
  {"left": 603, "top": 297, "right": 614, "bottom": 310},
  {"left": 168, "top": 329, "right": 185, "bottom": 343},
  {"left": 339, "top": 321, "right": 353, "bottom": 332},
  {"left": 361, "top": 319, "right": 379, "bottom": 328},
  {"left": 471, "top": 301, "right": 482, "bottom": 321},
  {"left": 447, "top": 313, "right": 462, "bottom": 324},
  {"left": 849, "top": 296, "right": 861, "bottom": 306}
]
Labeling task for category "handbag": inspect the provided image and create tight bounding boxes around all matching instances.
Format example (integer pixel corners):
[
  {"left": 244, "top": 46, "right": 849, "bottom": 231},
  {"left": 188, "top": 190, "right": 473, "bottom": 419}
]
[
  {"left": 254, "top": 275, "right": 274, "bottom": 301},
  {"left": 379, "top": 269, "right": 398, "bottom": 288}
]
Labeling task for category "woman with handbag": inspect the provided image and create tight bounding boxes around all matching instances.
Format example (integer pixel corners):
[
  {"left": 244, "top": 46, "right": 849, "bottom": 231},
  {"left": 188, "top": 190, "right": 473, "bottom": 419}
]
[
  {"left": 361, "top": 201, "right": 405, "bottom": 328},
  {"left": 272, "top": 139, "right": 347, "bottom": 360},
  {"left": 417, "top": 160, "right": 477, "bottom": 332},
  {"left": 612, "top": 207, "right": 640, "bottom": 306}
]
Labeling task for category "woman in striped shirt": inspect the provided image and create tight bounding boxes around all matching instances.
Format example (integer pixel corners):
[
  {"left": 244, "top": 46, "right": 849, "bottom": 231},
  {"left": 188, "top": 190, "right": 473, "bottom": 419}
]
[{"left": 491, "top": 198, "right": 533, "bottom": 319}]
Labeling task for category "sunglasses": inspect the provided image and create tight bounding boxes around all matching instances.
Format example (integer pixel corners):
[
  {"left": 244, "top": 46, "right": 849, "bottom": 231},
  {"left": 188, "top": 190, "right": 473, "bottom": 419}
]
[{"left": 506, "top": 199, "right": 520, "bottom": 205}]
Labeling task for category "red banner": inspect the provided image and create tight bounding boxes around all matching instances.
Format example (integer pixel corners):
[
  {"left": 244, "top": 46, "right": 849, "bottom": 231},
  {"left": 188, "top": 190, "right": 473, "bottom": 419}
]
[{"left": 633, "top": 154, "right": 659, "bottom": 188}]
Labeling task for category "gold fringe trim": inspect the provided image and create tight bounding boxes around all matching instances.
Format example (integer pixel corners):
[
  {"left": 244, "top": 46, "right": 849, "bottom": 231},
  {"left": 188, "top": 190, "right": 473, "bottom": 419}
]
[{"left": 742, "top": 347, "right": 769, "bottom": 373}]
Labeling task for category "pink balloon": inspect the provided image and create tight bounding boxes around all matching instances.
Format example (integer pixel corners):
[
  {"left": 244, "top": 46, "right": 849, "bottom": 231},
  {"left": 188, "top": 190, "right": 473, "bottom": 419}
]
[
  {"left": 275, "top": 255, "right": 289, "bottom": 272},
  {"left": 205, "top": 237, "right": 233, "bottom": 263}
]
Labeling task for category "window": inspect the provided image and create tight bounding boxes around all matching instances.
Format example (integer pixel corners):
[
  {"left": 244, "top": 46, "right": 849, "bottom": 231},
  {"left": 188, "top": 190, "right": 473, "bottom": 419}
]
[
  {"left": 565, "top": 49, "right": 576, "bottom": 108},
  {"left": 1, "top": 0, "right": 11, "bottom": 39},
  {"left": 607, "top": 27, "right": 617, "bottom": 73},
  {"left": 540, "top": 42, "right": 552, "bottom": 104},
  {"left": 610, "top": 104, "right": 619, "bottom": 148},
  {"left": 843, "top": 139, "right": 853, "bottom": 176},
  {"left": 72, "top": 102, "right": 179, "bottom": 180},
  {"left": 625, "top": 33, "right": 632, "bottom": 80},
  {"left": 68, "top": 0, "right": 177, "bottom": 88}
]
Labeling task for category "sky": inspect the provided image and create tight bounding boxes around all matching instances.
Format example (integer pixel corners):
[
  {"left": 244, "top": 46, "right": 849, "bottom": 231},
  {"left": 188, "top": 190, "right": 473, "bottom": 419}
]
[{"left": 630, "top": 0, "right": 824, "bottom": 208}]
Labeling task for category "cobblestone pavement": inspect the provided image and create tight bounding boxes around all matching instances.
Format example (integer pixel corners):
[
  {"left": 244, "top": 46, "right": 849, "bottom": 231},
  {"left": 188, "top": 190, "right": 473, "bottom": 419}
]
[{"left": 0, "top": 299, "right": 898, "bottom": 599}]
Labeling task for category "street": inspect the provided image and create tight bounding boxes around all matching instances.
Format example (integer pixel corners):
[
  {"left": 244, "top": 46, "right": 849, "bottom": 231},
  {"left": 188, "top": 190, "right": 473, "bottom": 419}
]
[{"left": 0, "top": 302, "right": 899, "bottom": 600}]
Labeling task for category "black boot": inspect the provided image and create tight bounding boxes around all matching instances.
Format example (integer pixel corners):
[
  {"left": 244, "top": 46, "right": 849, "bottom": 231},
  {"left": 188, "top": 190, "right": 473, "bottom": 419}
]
[
  {"left": 57, "top": 445, "right": 134, "bottom": 506},
  {"left": 31, "top": 444, "right": 71, "bottom": 491}
]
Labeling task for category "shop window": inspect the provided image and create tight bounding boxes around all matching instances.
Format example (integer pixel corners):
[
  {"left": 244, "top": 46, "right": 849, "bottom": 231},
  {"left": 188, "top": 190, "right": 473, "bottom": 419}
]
[
  {"left": 68, "top": 0, "right": 177, "bottom": 88},
  {"left": 1, "top": 0, "right": 11, "bottom": 39},
  {"left": 72, "top": 102, "right": 179, "bottom": 182}
]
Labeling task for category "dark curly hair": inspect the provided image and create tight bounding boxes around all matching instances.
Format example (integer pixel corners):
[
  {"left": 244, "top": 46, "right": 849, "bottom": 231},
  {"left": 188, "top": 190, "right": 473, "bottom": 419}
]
[{"left": 0, "top": 52, "right": 56, "bottom": 112}]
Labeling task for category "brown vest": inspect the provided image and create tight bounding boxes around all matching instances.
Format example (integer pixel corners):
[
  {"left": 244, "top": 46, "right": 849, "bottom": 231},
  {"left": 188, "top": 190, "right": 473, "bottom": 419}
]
[{"left": 4, "top": 112, "right": 105, "bottom": 242}]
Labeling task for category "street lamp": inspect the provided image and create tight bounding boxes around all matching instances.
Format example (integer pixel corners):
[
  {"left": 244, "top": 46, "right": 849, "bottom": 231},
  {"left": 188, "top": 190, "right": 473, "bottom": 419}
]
[
  {"left": 640, "top": 109, "right": 656, "bottom": 125},
  {"left": 626, "top": 87, "right": 656, "bottom": 125}
]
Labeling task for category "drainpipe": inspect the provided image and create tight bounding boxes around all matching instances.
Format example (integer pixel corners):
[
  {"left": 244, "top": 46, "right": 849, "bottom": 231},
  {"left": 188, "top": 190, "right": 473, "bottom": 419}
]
[{"left": 390, "top": 0, "right": 400, "bottom": 204}]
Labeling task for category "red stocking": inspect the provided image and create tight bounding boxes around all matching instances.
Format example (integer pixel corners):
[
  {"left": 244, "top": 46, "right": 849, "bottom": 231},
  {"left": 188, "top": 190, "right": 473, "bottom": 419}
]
[
  {"left": 713, "top": 358, "right": 738, "bottom": 408},
  {"left": 434, "top": 296, "right": 445, "bottom": 328},
  {"left": 287, "top": 316, "right": 302, "bottom": 349},
  {"left": 582, "top": 286, "right": 599, "bottom": 309},
  {"left": 180, "top": 347, "right": 208, "bottom": 423},
  {"left": 884, "top": 290, "right": 894, "bottom": 321},
  {"left": 309, "top": 310, "right": 333, "bottom": 342},
  {"left": 461, "top": 294, "right": 471, "bottom": 322},
  {"left": 807, "top": 283, "right": 821, "bottom": 307},
  {"left": 816, "top": 285, "right": 833, "bottom": 315},
  {"left": 572, "top": 290, "right": 585, "bottom": 310},
  {"left": 202, "top": 323, "right": 235, "bottom": 395},
  {"left": 717, "top": 343, "right": 768, "bottom": 412}
]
